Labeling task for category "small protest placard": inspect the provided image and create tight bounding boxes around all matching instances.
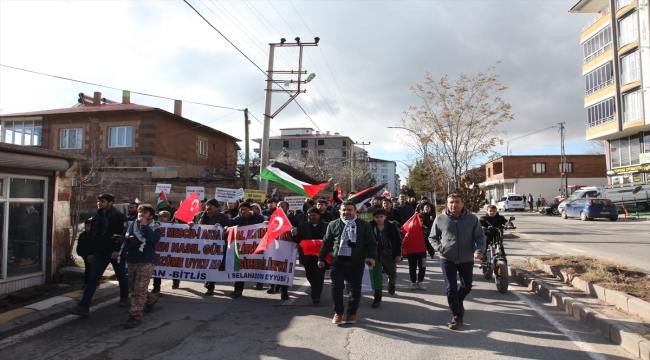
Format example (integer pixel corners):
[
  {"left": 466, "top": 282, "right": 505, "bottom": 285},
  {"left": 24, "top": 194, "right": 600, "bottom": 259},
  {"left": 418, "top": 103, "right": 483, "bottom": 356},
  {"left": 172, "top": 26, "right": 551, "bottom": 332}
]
[
  {"left": 284, "top": 196, "right": 306, "bottom": 211},
  {"left": 186, "top": 186, "right": 205, "bottom": 200},
  {"left": 155, "top": 184, "right": 171, "bottom": 194},
  {"left": 243, "top": 189, "right": 266, "bottom": 202},
  {"left": 216, "top": 187, "right": 241, "bottom": 202}
]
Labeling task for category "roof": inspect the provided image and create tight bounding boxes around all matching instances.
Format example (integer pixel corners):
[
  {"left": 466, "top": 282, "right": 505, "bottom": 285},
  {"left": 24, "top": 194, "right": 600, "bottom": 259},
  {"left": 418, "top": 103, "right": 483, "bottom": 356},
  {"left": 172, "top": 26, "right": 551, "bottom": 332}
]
[
  {"left": 0, "top": 142, "right": 86, "bottom": 161},
  {"left": 0, "top": 103, "right": 242, "bottom": 142},
  {"left": 252, "top": 134, "right": 352, "bottom": 143},
  {"left": 279, "top": 127, "right": 315, "bottom": 131},
  {"left": 568, "top": 0, "right": 608, "bottom": 13},
  {"left": 487, "top": 154, "right": 605, "bottom": 162},
  {"left": 368, "top": 157, "right": 396, "bottom": 164}
]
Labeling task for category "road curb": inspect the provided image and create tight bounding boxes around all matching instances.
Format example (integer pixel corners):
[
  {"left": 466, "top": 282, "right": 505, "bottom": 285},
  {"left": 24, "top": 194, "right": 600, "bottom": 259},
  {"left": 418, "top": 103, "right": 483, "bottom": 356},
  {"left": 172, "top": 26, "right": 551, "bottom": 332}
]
[
  {"left": 510, "top": 267, "right": 650, "bottom": 359},
  {"left": 0, "top": 281, "right": 120, "bottom": 337}
]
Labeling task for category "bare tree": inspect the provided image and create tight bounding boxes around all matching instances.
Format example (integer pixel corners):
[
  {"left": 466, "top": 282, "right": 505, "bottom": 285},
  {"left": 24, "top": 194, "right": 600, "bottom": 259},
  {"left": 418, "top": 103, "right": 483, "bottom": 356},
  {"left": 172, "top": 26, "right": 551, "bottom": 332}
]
[
  {"left": 401, "top": 62, "right": 514, "bottom": 186},
  {"left": 580, "top": 140, "right": 605, "bottom": 155}
]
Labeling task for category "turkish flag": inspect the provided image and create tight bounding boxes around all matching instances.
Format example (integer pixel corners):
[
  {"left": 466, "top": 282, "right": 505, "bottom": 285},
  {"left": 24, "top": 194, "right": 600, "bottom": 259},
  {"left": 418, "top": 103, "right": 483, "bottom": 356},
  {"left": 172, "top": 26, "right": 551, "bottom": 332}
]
[
  {"left": 300, "top": 240, "right": 332, "bottom": 263},
  {"left": 401, "top": 213, "right": 426, "bottom": 254},
  {"left": 174, "top": 192, "right": 202, "bottom": 223},
  {"left": 252, "top": 208, "right": 293, "bottom": 255}
]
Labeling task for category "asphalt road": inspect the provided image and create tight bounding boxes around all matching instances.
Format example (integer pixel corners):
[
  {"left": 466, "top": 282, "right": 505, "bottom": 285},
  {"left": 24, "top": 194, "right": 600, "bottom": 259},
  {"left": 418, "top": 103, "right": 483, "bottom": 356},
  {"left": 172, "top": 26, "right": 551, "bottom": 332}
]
[
  {"left": 503, "top": 210, "right": 650, "bottom": 272},
  {"left": 0, "top": 256, "right": 634, "bottom": 359}
]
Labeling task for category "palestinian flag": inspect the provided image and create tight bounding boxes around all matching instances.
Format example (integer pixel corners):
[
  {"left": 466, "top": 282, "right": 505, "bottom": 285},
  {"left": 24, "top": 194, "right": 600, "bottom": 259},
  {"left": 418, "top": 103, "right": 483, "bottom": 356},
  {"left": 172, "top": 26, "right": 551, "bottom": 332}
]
[
  {"left": 156, "top": 189, "right": 168, "bottom": 211},
  {"left": 224, "top": 227, "right": 240, "bottom": 271},
  {"left": 347, "top": 183, "right": 388, "bottom": 205},
  {"left": 259, "top": 162, "right": 330, "bottom": 198}
]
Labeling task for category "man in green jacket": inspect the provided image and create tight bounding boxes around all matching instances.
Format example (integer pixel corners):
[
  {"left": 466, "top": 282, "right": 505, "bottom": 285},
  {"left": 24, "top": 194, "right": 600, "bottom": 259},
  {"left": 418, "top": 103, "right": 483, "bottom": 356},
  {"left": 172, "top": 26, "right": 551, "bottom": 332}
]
[{"left": 319, "top": 201, "right": 377, "bottom": 325}]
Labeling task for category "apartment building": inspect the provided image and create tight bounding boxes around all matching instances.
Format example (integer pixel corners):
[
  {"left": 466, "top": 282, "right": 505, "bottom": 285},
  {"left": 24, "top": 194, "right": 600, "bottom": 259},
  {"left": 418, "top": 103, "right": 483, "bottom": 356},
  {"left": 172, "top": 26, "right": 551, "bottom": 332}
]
[
  {"left": 480, "top": 155, "right": 607, "bottom": 204},
  {"left": 569, "top": 0, "right": 650, "bottom": 186},
  {"left": 368, "top": 157, "right": 400, "bottom": 196},
  {"left": 0, "top": 91, "right": 242, "bottom": 213}
]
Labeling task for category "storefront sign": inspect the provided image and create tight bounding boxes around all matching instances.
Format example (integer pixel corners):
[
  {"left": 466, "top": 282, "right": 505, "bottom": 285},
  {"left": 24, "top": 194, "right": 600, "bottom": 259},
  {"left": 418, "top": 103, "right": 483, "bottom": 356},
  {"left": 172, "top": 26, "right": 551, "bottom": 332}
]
[
  {"left": 640, "top": 153, "right": 650, "bottom": 164},
  {"left": 612, "top": 164, "right": 650, "bottom": 174}
]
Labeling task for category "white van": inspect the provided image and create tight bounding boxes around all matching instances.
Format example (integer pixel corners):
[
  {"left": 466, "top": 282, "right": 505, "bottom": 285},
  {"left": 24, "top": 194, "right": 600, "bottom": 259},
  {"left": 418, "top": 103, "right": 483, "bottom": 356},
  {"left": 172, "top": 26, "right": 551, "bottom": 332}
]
[{"left": 497, "top": 195, "right": 526, "bottom": 211}]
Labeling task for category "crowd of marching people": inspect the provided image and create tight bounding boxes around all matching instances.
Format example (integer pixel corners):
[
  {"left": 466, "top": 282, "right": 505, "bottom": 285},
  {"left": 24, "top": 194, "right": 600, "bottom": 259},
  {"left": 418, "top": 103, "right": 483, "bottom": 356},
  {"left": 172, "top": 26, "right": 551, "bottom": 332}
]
[{"left": 68, "top": 184, "right": 486, "bottom": 331}]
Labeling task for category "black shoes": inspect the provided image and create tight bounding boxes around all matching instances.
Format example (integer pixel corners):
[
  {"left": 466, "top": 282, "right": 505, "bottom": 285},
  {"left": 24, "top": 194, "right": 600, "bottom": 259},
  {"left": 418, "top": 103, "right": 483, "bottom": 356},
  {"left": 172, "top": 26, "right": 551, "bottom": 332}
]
[
  {"left": 144, "top": 302, "right": 156, "bottom": 313},
  {"left": 388, "top": 286, "right": 395, "bottom": 295},
  {"left": 124, "top": 317, "right": 141, "bottom": 329},
  {"left": 280, "top": 292, "right": 289, "bottom": 300},
  {"left": 371, "top": 298, "right": 381, "bottom": 308},
  {"left": 151, "top": 287, "right": 161, "bottom": 294},
  {"left": 66, "top": 304, "right": 89, "bottom": 317},
  {"left": 229, "top": 289, "right": 243, "bottom": 298},
  {"left": 205, "top": 288, "right": 215, "bottom": 296},
  {"left": 172, "top": 280, "right": 180, "bottom": 289}
]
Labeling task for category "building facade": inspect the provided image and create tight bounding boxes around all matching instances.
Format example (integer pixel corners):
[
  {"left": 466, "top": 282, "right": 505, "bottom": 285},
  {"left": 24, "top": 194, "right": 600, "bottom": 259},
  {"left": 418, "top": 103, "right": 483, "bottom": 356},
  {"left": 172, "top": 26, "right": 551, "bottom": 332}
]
[
  {"left": 368, "top": 157, "right": 400, "bottom": 196},
  {"left": 569, "top": 0, "right": 650, "bottom": 186},
  {"left": 480, "top": 155, "right": 607, "bottom": 204},
  {"left": 0, "top": 91, "right": 242, "bottom": 214}
]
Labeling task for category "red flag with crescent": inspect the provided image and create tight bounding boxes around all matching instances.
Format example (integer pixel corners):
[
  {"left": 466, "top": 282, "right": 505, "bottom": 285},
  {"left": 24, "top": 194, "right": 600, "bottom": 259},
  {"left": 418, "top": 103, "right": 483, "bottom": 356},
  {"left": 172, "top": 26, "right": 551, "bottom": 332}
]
[
  {"left": 174, "top": 192, "right": 202, "bottom": 223},
  {"left": 252, "top": 208, "right": 293, "bottom": 255}
]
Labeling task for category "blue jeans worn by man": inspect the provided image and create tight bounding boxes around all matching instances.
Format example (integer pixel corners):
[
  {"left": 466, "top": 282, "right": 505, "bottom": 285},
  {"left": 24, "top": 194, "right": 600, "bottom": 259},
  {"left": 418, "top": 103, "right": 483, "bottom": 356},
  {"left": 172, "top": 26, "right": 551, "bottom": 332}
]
[
  {"left": 80, "top": 253, "right": 129, "bottom": 309},
  {"left": 440, "top": 259, "right": 474, "bottom": 319}
]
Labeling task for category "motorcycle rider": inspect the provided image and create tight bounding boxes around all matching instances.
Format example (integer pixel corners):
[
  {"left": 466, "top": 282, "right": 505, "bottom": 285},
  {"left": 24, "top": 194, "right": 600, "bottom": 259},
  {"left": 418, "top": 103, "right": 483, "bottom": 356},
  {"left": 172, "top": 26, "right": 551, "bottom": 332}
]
[{"left": 479, "top": 205, "right": 509, "bottom": 258}]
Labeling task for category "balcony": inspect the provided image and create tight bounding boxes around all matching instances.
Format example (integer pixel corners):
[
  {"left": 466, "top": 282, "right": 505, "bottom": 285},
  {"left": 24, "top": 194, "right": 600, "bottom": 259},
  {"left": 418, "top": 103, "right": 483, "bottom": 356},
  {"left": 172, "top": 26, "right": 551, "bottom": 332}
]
[
  {"left": 620, "top": 69, "right": 640, "bottom": 85},
  {"left": 619, "top": 30, "right": 639, "bottom": 48},
  {"left": 587, "top": 115, "right": 616, "bottom": 129},
  {"left": 616, "top": 0, "right": 635, "bottom": 10},
  {"left": 623, "top": 107, "right": 643, "bottom": 123},
  {"left": 583, "top": 43, "right": 612, "bottom": 64},
  {"left": 585, "top": 78, "right": 614, "bottom": 96},
  {"left": 583, "top": 7, "right": 610, "bottom": 30}
]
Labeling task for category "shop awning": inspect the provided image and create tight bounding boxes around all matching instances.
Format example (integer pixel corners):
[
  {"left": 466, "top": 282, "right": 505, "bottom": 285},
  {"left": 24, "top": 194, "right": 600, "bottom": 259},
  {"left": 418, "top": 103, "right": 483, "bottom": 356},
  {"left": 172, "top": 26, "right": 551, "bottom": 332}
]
[{"left": 0, "top": 152, "right": 70, "bottom": 171}]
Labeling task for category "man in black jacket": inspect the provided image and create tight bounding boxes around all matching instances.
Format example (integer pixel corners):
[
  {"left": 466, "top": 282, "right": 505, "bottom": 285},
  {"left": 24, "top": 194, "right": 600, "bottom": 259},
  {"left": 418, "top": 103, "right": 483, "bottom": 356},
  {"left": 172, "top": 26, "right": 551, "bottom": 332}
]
[
  {"left": 369, "top": 209, "right": 402, "bottom": 308},
  {"left": 68, "top": 193, "right": 128, "bottom": 317},
  {"left": 316, "top": 199, "right": 336, "bottom": 222},
  {"left": 229, "top": 202, "right": 265, "bottom": 298},
  {"left": 382, "top": 197, "right": 403, "bottom": 226},
  {"left": 292, "top": 208, "right": 328, "bottom": 304},
  {"left": 188, "top": 198, "right": 230, "bottom": 295}
]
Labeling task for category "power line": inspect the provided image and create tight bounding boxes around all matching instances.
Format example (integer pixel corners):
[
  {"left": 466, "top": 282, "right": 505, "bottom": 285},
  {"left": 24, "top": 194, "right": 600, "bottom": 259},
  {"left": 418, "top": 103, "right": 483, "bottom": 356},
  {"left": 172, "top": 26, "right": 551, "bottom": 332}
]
[
  {"left": 0, "top": 64, "right": 243, "bottom": 111},
  {"left": 506, "top": 125, "right": 556, "bottom": 143}
]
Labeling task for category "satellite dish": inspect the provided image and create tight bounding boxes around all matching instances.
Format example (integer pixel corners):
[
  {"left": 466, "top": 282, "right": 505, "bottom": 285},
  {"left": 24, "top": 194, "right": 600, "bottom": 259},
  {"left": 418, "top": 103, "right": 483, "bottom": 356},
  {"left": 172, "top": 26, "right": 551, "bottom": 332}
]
[{"left": 632, "top": 186, "right": 642, "bottom": 194}]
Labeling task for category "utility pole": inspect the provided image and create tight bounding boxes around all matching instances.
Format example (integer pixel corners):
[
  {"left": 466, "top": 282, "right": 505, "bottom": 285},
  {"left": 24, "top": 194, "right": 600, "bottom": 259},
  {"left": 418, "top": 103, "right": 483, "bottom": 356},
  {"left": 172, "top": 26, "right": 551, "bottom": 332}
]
[
  {"left": 350, "top": 141, "right": 370, "bottom": 192},
  {"left": 260, "top": 37, "right": 320, "bottom": 193},
  {"left": 244, "top": 108, "right": 250, "bottom": 189},
  {"left": 558, "top": 122, "right": 568, "bottom": 197}
]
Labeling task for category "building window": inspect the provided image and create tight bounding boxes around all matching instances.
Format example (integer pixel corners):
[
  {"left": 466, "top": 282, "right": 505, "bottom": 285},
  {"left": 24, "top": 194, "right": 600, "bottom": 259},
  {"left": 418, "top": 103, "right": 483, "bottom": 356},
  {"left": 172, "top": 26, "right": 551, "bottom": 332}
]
[
  {"left": 559, "top": 162, "right": 574, "bottom": 173},
  {"left": 381, "top": 163, "right": 387, "bottom": 167},
  {"left": 611, "top": 139, "right": 620, "bottom": 167},
  {"left": 622, "top": 90, "right": 643, "bottom": 123},
  {"left": 382, "top": 175, "right": 388, "bottom": 179},
  {"left": 301, "top": 140, "right": 308, "bottom": 148},
  {"left": 317, "top": 150, "right": 324, "bottom": 156},
  {"left": 643, "top": 132, "right": 650, "bottom": 153},
  {"left": 488, "top": 168, "right": 492, "bottom": 177},
  {"left": 371, "top": 168, "right": 377, "bottom": 173},
  {"left": 301, "top": 150, "right": 308, "bottom": 158},
  {"left": 342, "top": 140, "right": 347, "bottom": 147},
  {"left": 108, "top": 126, "right": 133, "bottom": 148},
  {"left": 532, "top": 163, "right": 546, "bottom": 174},
  {"left": 342, "top": 150, "right": 347, "bottom": 158},
  {"left": 283, "top": 140, "right": 289, "bottom": 148},
  {"left": 586, "top": 98, "right": 616, "bottom": 128},
  {"left": 620, "top": 51, "right": 640, "bottom": 85},
  {"left": 60, "top": 128, "right": 83, "bottom": 149},
  {"left": 317, "top": 139, "right": 324, "bottom": 146},
  {"left": 618, "top": 11, "right": 638, "bottom": 47},
  {"left": 381, "top": 169, "right": 388, "bottom": 173},
  {"left": 584, "top": 62, "right": 613, "bottom": 96},
  {"left": 582, "top": 26, "right": 611, "bottom": 63},
  {"left": 198, "top": 140, "right": 207, "bottom": 155},
  {"left": 2, "top": 120, "right": 42, "bottom": 146},
  {"left": 611, "top": 135, "right": 642, "bottom": 167},
  {"left": 212, "top": 143, "right": 215, "bottom": 151}
]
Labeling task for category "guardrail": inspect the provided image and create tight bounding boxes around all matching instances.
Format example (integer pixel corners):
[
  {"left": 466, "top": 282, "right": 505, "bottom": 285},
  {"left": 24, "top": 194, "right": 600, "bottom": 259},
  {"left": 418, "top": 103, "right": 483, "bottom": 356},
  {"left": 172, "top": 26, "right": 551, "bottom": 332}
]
[
  {"left": 585, "top": 78, "right": 614, "bottom": 96},
  {"left": 582, "top": 7, "right": 610, "bottom": 30},
  {"left": 587, "top": 114, "right": 616, "bottom": 128},
  {"left": 583, "top": 42, "right": 612, "bottom": 63}
]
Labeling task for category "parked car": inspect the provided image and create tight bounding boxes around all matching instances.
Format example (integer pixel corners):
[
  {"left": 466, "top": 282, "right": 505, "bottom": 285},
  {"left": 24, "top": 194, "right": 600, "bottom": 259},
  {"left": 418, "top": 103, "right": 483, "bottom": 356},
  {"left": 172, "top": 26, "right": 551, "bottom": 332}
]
[
  {"left": 539, "top": 201, "right": 560, "bottom": 215},
  {"left": 497, "top": 195, "right": 526, "bottom": 211},
  {"left": 561, "top": 198, "right": 618, "bottom": 221}
]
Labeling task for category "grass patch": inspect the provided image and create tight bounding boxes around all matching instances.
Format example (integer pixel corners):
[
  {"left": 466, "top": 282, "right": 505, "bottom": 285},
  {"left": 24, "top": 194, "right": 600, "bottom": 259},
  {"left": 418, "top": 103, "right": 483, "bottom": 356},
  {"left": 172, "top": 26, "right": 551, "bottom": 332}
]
[{"left": 535, "top": 255, "right": 650, "bottom": 302}]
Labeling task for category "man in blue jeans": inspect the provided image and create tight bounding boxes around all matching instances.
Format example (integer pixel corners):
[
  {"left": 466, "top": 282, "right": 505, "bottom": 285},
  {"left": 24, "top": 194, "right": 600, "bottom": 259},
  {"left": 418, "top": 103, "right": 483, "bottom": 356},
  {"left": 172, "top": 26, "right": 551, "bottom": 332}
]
[
  {"left": 318, "top": 201, "right": 377, "bottom": 325},
  {"left": 429, "top": 194, "right": 485, "bottom": 330},
  {"left": 67, "top": 193, "right": 129, "bottom": 317}
]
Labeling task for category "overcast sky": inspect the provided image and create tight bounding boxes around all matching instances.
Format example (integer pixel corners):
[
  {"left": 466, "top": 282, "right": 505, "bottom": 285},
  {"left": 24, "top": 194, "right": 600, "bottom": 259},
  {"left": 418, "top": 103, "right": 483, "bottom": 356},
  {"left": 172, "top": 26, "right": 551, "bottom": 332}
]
[{"left": 0, "top": 0, "right": 594, "bottom": 177}]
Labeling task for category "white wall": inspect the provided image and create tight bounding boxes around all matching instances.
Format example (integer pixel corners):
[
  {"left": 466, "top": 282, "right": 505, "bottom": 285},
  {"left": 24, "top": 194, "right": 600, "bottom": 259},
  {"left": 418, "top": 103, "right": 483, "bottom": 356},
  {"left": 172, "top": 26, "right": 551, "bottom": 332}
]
[{"left": 514, "top": 177, "right": 608, "bottom": 201}]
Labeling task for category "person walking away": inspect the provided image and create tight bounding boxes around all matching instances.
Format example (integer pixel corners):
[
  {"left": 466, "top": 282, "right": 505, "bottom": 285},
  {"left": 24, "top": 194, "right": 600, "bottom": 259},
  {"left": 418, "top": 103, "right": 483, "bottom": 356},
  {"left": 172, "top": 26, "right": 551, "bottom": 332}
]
[
  {"left": 188, "top": 198, "right": 229, "bottom": 296},
  {"left": 429, "top": 194, "right": 485, "bottom": 330},
  {"left": 76, "top": 220, "right": 93, "bottom": 289},
  {"left": 368, "top": 209, "right": 402, "bottom": 308},
  {"left": 292, "top": 208, "right": 328, "bottom": 304},
  {"left": 407, "top": 214, "right": 436, "bottom": 290},
  {"left": 122, "top": 204, "right": 161, "bottom": 329},
  {"left": 67, "top": 193, "right": 129, "bottom": 317},
  {"left": 318, "top": 201, "right": 377, "bottom": 325}
]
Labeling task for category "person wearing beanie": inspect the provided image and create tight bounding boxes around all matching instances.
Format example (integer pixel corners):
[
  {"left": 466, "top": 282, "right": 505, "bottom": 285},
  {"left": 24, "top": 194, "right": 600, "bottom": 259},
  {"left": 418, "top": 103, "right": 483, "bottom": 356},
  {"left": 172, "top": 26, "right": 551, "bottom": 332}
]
[{"left": 228, "top": 202, "right": 266, "bottom": 298}]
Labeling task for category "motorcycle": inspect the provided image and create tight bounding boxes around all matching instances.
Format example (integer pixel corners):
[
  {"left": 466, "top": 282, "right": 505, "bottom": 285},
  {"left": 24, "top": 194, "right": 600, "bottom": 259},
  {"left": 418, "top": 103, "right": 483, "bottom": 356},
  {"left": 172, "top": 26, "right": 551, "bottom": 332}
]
[{"left": 480, "top": 216, "right": 515, "bottom": 294}]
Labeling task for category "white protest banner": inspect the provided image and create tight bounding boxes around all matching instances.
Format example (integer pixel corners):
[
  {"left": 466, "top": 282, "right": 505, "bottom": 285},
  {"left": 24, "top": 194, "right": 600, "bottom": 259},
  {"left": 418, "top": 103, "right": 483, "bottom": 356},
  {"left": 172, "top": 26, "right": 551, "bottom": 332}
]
[
  {"left": 153, "top": 223, "right": 297, "bottom": 285},
  {"left": 155, "top": 184, "right": 171, "bottom": 194},
  {"left": 284, "top": 196, "right": 306, "bottom": 211},
  {"left": 186, "top": 186, "right": 205, "bottom": 200},
  {"left": 244, "top": 189, "right": 266, "bottom": 202},
  {"left": 215, "top": 187, "right": 239, "bottom": 202},
  {"left": 272, "top": 188, "right": 277, "bottom": 196},
  {"left": 235, "top": 188, "right": 245, "bottom": 200}
]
